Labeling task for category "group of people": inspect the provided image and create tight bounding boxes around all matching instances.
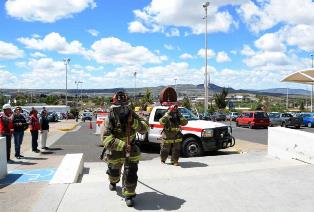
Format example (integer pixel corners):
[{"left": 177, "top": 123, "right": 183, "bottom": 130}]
[
  {"left": 102, "top": 91, "right": 187, "bottom": 207},
  {"left": 0, "top": 104, "right": 50, "bottom": 161}
]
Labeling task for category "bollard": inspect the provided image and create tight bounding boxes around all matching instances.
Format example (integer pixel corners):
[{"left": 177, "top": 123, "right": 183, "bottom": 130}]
[{"left": 0, "top": 137, "right": 8, "bottom": 179}]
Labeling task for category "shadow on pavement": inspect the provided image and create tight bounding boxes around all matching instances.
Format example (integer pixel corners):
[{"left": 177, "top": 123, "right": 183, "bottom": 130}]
[
  {"left": 204, "top": 150, "right": 240, "bottom": 157},
  {"left": 21, "top": 156, "right": 47, "bottom": 160},
  {"left": 7, "top": 160, "right": 37, "bottom": 165},
  {"left": 179, "top": 161, "right": 208, "bottom": 168},
  {"left": 115, "top": 181, "right": 186, "bottom": 211},
  {"left": 0, "top": 173, "right": 23, "bottom": 188},
  {"left": 40, "top": 151, "right": 54, "bottom": 155},
  {"left": 46, "top": 147, "right": 64, "bottom": 151}
]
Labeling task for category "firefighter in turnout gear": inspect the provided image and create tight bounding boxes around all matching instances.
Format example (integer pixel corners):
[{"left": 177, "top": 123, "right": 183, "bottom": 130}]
[
  {"left": 102, "top": 91, "right": 148, "bottom": 207},
  {"left": 159, "top": 104, "right": 188, "bottom": 166}
]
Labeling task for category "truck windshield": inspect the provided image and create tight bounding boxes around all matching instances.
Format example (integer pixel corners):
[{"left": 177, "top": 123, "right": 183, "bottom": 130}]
[{"left": 178, "top": 108, "right": 199, "bottom": 121}]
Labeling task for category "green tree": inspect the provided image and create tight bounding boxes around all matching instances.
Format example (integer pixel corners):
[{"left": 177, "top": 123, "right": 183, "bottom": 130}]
[
  {"left": 213, "top": 88, "right": 228, "bottom": 110},
  {"left": 140, "top": 89, "right": 154, "bottom": 110},
  {"left": 299, "top": 101, "right": 305, "bottom": 111},
  {"left": 181, "top": 96, "right": 191, "bottom": 110}
]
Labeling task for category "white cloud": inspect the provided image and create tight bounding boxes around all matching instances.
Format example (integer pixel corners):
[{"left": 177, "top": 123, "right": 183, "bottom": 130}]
[
  {"left": 254, "top": 33, "right": 286, "bottom": 52},
  {"left": 166, "top": 28, "right": 180, "bottom": 37},
  {"left": 129, "top": 0, "right": 240, "bottom": 35},
  {"left": 179, "top": 53, "right": 193, "bottom": 60},
  {"left": 5, "top": 0, "right": 96, "bottom": 23},
  {"left": 87, "top": 29, "right": 99, "bottom": 37},
  {"left": 283, "top": 24, "right": 314, "bottom": 52},
  {"left": 0, "top": 41, "right": 24, "bottom": 60},
  {"left": 0, "top": 69, "right": 17, "bottom": 88},
  {"left": 164, "top": 44, "right": 174, "bottom": 50},
  {"left": 244, "top": 51, "right": 289, "bottom": 67},
  {"left": 216, "top": 51, "right": 231, "bottom": 63},
  {"left": 90, "top": 37, "right": 164, "bottom": 65},
  {"left": 18, "top": 32, "right": 88, "bottom": 56},
  {"left": 197, "top": 48, "right": 216, "bottom": 58},
  {"left": 85, "top": 65, "right": 103, "bottom": 72},
  {"left": 30, "top": 52, "right": 46, "bottom": 58},
  {"left": 241, "top": 45, "right": 255, "bottom": 56},
  {"left": 128, "top": 21, "right": 149, "bottom": 33},
  {"left": 237, "top": 0, "right": 314, "bottom": 33}
]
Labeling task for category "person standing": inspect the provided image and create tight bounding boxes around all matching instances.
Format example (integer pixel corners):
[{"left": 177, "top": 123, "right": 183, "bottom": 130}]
[
  {"left": 39, "top": 110, "right": 49, "bottom": 150},
  {"left": 102, "top": 91, "right": 148, "bottom": 207},
  {"left": 159, "top": 104, "right": 188, "bottom": 166},
  {"left": 29, "top": 109, "right": 40, "bottom": 153},
  {"left": 13, "top": 106, "right": 28, "bottom": 159},
  {"left": 0, "top": 104, "right": 14, "bottom": 161}
]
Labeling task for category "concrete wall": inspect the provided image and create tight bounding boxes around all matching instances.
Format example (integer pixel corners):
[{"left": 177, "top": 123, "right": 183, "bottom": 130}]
[
  {"left": 268, "top": 127, "right": 314, "bottom": 164},
  {"left": 0, "top": 137, "right": 7, "bottom": 179}
]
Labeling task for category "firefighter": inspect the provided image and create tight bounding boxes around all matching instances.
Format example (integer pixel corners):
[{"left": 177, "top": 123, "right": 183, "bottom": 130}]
[
  {"left": 159, "top": 104, "right": 188, "bottom": 166},
  {"left": 0, "top": 104, "right": 14, "bottom": 161},
  {"left": 102, "top": 91, "right": 148, "bottom": 207}
]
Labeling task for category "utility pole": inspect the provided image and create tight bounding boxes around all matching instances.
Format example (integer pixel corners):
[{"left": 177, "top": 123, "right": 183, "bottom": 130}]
[
  {"left": 203, "top": 1, "right": 210, "bottom": 113},
  {"left": 134, "top": 72, "right": 137, "bottom": 99},
  {"left": 63, "top": 58, "right": 70, "bottom": 106}
]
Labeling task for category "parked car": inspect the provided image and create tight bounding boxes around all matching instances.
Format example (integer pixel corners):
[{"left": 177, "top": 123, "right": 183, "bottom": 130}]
[
  {"left": 226, "top": 112, "right": 239, "bottom": 121},
  {"left": 300, "top": 113, "right": 314, "bottom": 128},
  {"left": 236, "top": 111, "right": 269, "bottom": 129},
  {"left": 81, "top": 112, "right": 93, "bottom": 122},
  {"left": 55, "top": 112, "right": 64, "bottom": 120},
  {"left": 210, "top": 112, "right": 227, "bottom": 121},
  {"left": 47, "top": 112, "right": 59, "bottom": 122},
  {"left": 268, "top": 112, "right": 302, "bottom": 128}
]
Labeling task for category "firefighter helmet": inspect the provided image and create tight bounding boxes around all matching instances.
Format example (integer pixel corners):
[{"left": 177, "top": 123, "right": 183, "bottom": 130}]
[{"left": 112, "top": 91, "right": 128, "bottom": 105}]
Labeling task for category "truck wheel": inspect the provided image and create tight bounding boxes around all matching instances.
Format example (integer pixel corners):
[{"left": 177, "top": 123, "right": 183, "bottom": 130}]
[
  {"left": 308, "top": 122, "right": 312, "bottom": 128},
  {"left": 182, "top": 137, "right": 203, "bottom": 157},
  {"left": 281, "top": 122, "right": 286, "bottom": 127}
]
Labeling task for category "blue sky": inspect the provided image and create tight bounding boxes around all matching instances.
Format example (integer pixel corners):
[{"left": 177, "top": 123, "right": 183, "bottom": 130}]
[{"left": 0, "top": 0, "right": 314, "bottom": 91}]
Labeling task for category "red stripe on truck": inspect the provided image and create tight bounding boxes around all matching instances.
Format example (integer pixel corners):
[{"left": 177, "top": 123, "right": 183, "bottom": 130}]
[{"left": 149, "top": 124, "right": 203, "bottom": 132}]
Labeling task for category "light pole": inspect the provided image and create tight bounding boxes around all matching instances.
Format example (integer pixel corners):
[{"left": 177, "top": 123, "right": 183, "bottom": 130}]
[
  {"left": 75, "top": 81, "right": 83, "bottom": 109},
  {"left": 63, "top": 58, "right": 70, "bottom": 106},
  {"left": 174, "top": 78, "right": 177, "bottom": 91},
  {"left": 311, "top": 54, "right": 314, "bottom": 112},
  {"left": 133, "top": 72, "right": 137, "bottom": 99},
  {"left": 286, "top": 87, "right": 289, "bottom": 110},
  {"left": 203, "top": 1, "right": 210, "bottom": 113}
]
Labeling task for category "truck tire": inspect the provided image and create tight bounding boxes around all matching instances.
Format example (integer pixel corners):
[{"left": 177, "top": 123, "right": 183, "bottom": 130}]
[
  {"left": 308, "top": 122, "right": 312, "bottom": 128},
  {"left": 281, "top": 122, "right": 286, "bottom": 127},
  {"left": 182, "top": 137, "right": 203, "bottom": 157}
]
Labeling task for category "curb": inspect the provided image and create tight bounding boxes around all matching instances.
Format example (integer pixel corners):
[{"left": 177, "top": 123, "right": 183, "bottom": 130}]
[{"left": 58, "top": 124, "right": 78, "bottom": 132}]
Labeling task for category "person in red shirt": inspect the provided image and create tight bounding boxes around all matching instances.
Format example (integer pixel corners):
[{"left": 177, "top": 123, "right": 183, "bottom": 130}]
[
  {"left": 29, "top": 109, "right": 40, "bottom": 153},
  {"left": 0, "top": 104, "right": 14, "bottom": 161}
]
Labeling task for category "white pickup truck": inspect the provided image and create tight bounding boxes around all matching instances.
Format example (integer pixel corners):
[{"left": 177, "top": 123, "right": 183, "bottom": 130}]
[{"left": 137, "top": 105, "right": 235, "bottom": 157}]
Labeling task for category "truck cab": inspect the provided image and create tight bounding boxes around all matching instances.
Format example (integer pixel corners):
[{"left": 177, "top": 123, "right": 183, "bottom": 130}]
[{"left": 137, "top": 106, "right": 235, "bottom": 157}]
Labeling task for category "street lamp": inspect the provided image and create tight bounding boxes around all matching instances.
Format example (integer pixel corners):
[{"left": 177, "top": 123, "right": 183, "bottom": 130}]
[
  {"left": 75, "top": 81, "right": 83, "bottom": 109},
  {"left": 174, "top": 77, "right": 178, "bottom": 91},
  {"left": 63, "top": 58, "right": 70, "bottom": 106},
  {"left": 133, "top": 71, "right": 137, "bottom": 99},
  {"left": 203, "top": 1, "right": 210, "bottom": 113}
]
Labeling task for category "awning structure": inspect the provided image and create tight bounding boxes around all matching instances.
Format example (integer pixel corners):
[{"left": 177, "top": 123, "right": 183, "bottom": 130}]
[{"left": 281, "top": 69, "right": 314, "bottom": 112}]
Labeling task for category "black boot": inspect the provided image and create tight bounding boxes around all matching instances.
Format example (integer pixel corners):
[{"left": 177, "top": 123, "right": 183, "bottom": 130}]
[
  {"left": 125, "top": 197, "right": 134, "bottom": 207},
  {"left": 109, "top": 183, "right": 116, "bottom": 191}
]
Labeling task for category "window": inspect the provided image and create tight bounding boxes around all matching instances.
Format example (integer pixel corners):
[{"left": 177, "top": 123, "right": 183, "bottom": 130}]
[
  {"left": 254, "top": 112, "right": 268, "bottom": 118},
  {"left": 154, "top": 109, "right": 167, "bottom": 122},
  {"left": 178, "top": 108, "right": 199, "bottom": 121}
]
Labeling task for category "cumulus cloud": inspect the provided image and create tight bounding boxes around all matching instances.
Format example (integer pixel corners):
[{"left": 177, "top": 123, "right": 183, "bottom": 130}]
[
  {"left": 0, "top": 69, "right": 18, "bottom": 88},
  {"left": 90, "top": 37, "right": 164, "bottom": 65},
  {"left": 18, "top": 32, "right": 88, "bottom": 56},
  {"left": 128, "top": 21, "right": 149, "bottom": 33},
  {"left": 254, "top": 33, "right": 286, "bottom": 52},
  {"left": 166, "top": 28, "right": 180, "bottom": 37},
  {"left": 0, "top": 41, "right": 24, "bottom": 60},
  {"left": 197, "top": 48, "right": 216, "bottom": 58},
  {"left": 30, "top": 52, "right": 46, "bottom": 58},
  {"left": 164, "top": 44, "right": 174, "bottom": 50},
  {"left": 244, "top": 51, "right": 289, "bottom": 67},
  {"left": 87, "top": 29, "right": 99, "bottom": 37},
  {"left": 283, "top": 24, "right": 314, "bottom": 52},
  {"left": 237, "top": 0, "right": 314, "bottom": 33},
  {"left": 216, "top": 51, "right": 231, "bottom": 63},
  {"left": 241, "top": 45, "right": 255, "bottom": 56},
  {"left": 129, "top": 0, "right": 240, "bottom": 35},
  {"left": 5, "top": 0, "right": 96, "bottom": 23},
  {"left": 179, "top": 53, "right": 193, "bottom": 60}
]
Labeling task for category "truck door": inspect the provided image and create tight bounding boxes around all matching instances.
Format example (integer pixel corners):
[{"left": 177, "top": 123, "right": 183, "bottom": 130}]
[{"left": 148, "top": 109, "right": 167, "bottom": 143}]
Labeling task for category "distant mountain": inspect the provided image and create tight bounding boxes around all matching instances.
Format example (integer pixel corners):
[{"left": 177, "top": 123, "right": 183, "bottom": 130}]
[
  {"left": 256, "top": 88, "right": 311, "bottom": 95},
  {"left": 196, "top": 83, "right": 236, "bottom": 93}
]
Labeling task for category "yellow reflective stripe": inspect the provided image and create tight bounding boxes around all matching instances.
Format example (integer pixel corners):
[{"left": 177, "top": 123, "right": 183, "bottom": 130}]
[
  {"left": 131, "top": 119, "right": 139, "bottom": 129},
  {"left": 103, "top": 135, "right": 114, "bottom": 147},
  {"left": 116, "top": 140, "right": 125, "bottom": 151},
  {"left": 117, "top": 135, "right": 136, "bottom": 141},
  {"left": 170, "top": 128, "right": 180, "bottom": 132},
  {"left": 129, "top": 155, "right": 141, "bottom": 162},
  {"left": 163, "top": 139, "right": 182, "bottom": 144},
  {"left": 108, "top": 158, "right": 125, "bottom": 165},
  {"left": 123, "top": 190, "right": 136, "bottom": 197}
]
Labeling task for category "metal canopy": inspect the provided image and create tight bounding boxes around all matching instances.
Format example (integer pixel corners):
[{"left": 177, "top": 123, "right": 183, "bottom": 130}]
[{"left": 281, "top": 68, "right": 314, "bottom": 112}]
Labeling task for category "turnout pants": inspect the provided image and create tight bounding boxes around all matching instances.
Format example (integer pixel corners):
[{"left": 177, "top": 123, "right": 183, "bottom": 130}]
[
  {"left": 106, "top": 145, "right": 141, "bottom": 198},
  {"left": 160, "top": 141, "right": 181, "bottom": 163}
]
